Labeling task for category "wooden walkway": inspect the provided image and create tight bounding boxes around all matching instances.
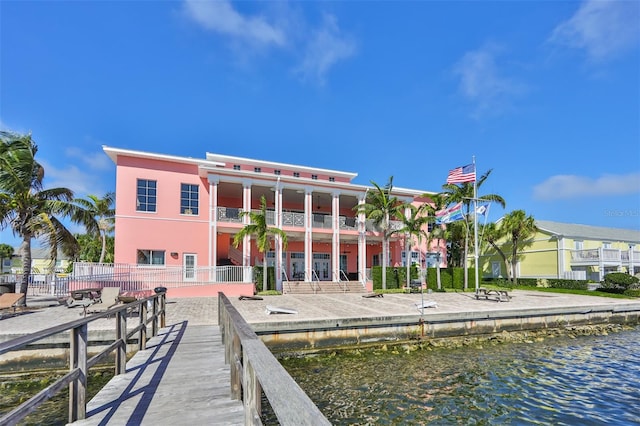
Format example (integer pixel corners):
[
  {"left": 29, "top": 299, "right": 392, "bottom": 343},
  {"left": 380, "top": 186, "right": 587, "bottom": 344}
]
[{"left": 72, "top": 322, "right": 244, "bottom": 425}]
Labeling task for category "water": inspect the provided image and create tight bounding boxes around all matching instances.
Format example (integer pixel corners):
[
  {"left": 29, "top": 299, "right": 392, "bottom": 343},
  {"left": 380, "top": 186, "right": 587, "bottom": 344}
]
[{"left": 281, "top": 327, "right": 640, "bottom": 425}]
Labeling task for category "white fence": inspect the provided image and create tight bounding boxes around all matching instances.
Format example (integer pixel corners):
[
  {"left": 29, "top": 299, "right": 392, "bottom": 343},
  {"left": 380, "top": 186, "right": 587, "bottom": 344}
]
[{"left": 3, "top": 263, "right": 254, "bottom": 298}]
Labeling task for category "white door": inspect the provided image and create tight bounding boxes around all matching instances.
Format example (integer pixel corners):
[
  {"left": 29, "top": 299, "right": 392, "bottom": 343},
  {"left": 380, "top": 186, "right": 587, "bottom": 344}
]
[
  {"left": 314, "top": 260, "right": 330, "bottom": 280},
  {"left": 290, "top": 259, "right": 305, "bottom": 281},
  {"left": 491, "top": 261, "right": 501, "bottom": 278},
  {"left": 184, "top": 254, "right": 197, "bottom": 281}
]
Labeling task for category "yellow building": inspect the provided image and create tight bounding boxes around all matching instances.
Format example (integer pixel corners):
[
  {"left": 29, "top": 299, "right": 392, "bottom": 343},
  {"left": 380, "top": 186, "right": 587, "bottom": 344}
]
[
  {"left": 10, "top": 247, "right": 72, "bottom": 275},
  {"left": 479, "top": 220, "right": 640, "bottom": 282}
]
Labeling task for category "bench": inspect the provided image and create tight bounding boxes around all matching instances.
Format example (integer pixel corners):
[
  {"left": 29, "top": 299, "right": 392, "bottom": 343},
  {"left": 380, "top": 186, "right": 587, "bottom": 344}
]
[{"left": 475, "top": 287, "right": 510, "bottom": 302}]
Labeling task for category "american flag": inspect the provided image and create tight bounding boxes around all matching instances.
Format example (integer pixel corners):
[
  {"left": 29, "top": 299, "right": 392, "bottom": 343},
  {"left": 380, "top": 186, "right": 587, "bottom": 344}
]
[{"left": 446, "top": 164, "right": 476, "bottom": 184}]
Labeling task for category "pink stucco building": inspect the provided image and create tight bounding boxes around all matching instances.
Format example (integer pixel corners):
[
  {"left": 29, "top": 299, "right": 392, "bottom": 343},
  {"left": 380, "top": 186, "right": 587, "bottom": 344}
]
[{"left": 103, "top": 146, "right": 444, "bottom": 296}]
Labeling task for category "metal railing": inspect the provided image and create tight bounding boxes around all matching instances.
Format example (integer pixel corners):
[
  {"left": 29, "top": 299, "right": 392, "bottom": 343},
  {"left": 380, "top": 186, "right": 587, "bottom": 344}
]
[
  {"left": 0, "top": 293, "right": 166, "bottom": 424},
  {"left": 216, "top": 206, "right": 359, "bottom": 231},
  {"left": 571, "top": 248, "right": 640, "bottom": 264},
  {"left": 69, "top": 263, "right": 252, "bottom": 294},
  {"left": 218, "top": 293, "right": 330, "bottom": 426}
]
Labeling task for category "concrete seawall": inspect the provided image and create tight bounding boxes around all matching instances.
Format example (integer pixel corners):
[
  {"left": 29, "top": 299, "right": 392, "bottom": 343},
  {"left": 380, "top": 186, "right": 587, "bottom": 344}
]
[{"left": 227, "top": 291, "right": 640, "bottom": 352}]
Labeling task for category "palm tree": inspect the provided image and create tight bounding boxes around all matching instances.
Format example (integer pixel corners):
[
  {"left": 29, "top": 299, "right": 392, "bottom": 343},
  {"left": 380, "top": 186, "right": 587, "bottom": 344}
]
[
  {"left": 0, "top": 243, "right": 14, "bottom": 273},
  {"left": 442, "top": 169, "right": 506, "bottom": 289},
  {"left": 355, "top": 177, "right": 404, "bottom": 290},
  {"left": 421, "top": 192, "right": 449, "bottom": 290},
  {"left": 233, "top": 195, "right": 288, "bottom": 292},
  {"left": 0, "top": 131, "right": 88, "bottom": 303},
  {"left": 481, "top": 210, "right": 536, "bottom": 284},
  {"left": 73, "top": 192, "right": 115, "bottom": 263},
  {"left": 481, "top": 222, "right": 511, "bottom": 282},
  {"left": 501, "top": 210, "right": 537, "bottom": 285},
  {"left": 397, "top": 204, "right": 429, "bottom": 291}
]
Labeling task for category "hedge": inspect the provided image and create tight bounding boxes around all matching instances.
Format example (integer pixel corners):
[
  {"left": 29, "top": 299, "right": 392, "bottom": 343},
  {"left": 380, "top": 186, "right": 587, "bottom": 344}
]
[
  {"left": 424, "top": 267, "right": 476, "bottom": 290},
  {"left": 371, "top": 266, "right": 419, "bottom": 290}
]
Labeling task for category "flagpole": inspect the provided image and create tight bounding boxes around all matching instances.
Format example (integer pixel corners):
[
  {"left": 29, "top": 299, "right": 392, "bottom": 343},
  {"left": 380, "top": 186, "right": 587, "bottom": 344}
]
[{"left": 473, "top": 156, "right": 479, "bottom": 293}]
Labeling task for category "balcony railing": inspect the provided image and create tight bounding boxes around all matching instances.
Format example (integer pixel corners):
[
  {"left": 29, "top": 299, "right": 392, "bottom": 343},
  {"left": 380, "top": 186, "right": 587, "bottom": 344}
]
[
  {"left": 216, "top": 207, "right": 358, "bottom": 230},
  {"left": 570, "top": 248, "right": 640, "bottom": 265}
]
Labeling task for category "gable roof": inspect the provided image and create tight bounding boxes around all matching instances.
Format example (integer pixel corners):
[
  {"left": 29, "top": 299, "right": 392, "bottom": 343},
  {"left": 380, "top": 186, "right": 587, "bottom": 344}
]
[{"left": 535, "top": 220, "right": 640, "bottom": 244}]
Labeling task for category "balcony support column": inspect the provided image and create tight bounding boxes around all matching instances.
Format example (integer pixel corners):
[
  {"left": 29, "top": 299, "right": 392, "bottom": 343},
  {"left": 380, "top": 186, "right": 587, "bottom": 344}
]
[
  {"left": 274, "top": 181, "right": 283, "bottom": 291},
  {"left": 357, "top": 193, "right": 367, "bottom": 285},
  {"left": 304, "top": 188, "right": 313, "bottom": 281},
  {"left": 242, "top": 180, "right": 252, "bottom": 274},
  {"left": 332, "top": 191, "right": 340, "bottom": 282}
]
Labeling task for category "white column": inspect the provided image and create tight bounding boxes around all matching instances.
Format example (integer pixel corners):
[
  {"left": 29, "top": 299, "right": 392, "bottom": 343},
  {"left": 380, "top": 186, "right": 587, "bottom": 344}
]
[
  {"left": 598, "top": 246, "right": 604, "bottom": 282},
  {"left": 357, "top": 193, "right": 367, "bottom": 284},
  {"left": 242, "top": 180, "right": 252, "bottom": 268},
  {"left": 332, "top": 191, "right": 340, "bottom": 281},
  {"left": 557, "top": 236, "right": 564, "bottom": 279},
  {"left": 304, "top": 188, "right": 313, "bottom": 281},
  {"left": 210, "top": 177, "right": 219, "bottom": 270},
  {"left": 274, "top": 181, "right": 283, "bottom": 291}
]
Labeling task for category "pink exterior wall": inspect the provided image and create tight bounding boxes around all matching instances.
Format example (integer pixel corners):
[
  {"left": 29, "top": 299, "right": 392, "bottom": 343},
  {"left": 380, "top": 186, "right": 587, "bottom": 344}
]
[{"left": 114, "top": 156, "right": 210, "bottom": 265}]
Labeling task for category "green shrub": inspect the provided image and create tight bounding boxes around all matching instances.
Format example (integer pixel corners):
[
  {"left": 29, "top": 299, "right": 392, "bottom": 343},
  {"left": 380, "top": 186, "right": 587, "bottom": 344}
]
[
  {"left": 425, "top": 267, "right": 475, "bottom": 290},
  {"left": 601, "top": 272, "right": 639, "bottom": 291},
  {"left": 547, "top": 279, "right": 589, "bottom": 290},
  {"left": 371, "top": 266, "right": 419, "bottom": 290},
  {"left": 514, "top": 278, "right": 537, "bottom": 287},
  {"left": 253, "top": 266, "right": 276, "bottom": 293},
  {"left": 623, "top": 289, "right": 640, "bottom": 297}
]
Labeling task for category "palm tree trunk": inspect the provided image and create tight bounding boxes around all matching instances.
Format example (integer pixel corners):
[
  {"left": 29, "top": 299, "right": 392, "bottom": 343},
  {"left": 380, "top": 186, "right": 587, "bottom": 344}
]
[
  {"left": 436, "top": 238, "right": 442, "bottom": 290},
  {"left": 405, "top": 235, "right": 410, "bottom": 292},
  {"left": 381, "top": 238, "right": 387, "bottom": 290},
  {"left": 263, "top": 259, "right": 268, "bottom": 292},
  {"left": 19, "top": 237, "right": 32, "bottom": 305},
  {"left": 99, "top": 230, "right": 107, "bottom": 264},
  {"left": 511, "top": 237, "right": 519, "bottom": 285}
]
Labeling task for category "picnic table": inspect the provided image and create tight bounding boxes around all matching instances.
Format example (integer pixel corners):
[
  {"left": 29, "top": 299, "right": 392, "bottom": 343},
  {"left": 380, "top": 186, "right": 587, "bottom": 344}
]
[{"left": 475, "top": 287, "right": 511, "bottom": 302}]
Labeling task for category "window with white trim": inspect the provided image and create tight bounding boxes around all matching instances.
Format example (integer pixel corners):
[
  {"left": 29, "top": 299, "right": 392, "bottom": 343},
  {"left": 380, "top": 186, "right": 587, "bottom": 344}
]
[
  {"left": 136, "top": 179, "right": 157, "bottom": 212},
  {"left": 137, "top": 249, "right": 165, "bottom": 265},
  {"left": 180, "top": 183, "right": 199, "bottom": 215}
]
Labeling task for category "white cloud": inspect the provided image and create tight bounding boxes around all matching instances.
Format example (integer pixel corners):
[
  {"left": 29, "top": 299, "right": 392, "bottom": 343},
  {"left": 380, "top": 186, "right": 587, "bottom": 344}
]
[
  {"left": 549, "top": 0, "right": 640, "bottom": 62},
  {"left": 533, "top": 172, "right": 640, "bottom": 200},
  {"left": 453, "top": 43, "right": 526, "bottom": 118},
  {"left": 182, "top": 1, "right": 356, "bottom": 85},
  {"left": 65, "top": 147, "right": 113, "bottom": 171},
  {"left": 183, "top": 0, "right": 286, "bottom": 48},
  {"left": 295, "top": 14, "right": 357, "bottom": 85},
  {"left": 40, "top": 147, "right": 113, "bottom": 198}
]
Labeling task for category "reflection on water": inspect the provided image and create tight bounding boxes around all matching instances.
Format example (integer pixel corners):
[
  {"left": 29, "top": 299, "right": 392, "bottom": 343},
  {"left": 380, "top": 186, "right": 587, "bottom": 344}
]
[{"left": 281, "top": 327, "right": 640, "bottom": 425}]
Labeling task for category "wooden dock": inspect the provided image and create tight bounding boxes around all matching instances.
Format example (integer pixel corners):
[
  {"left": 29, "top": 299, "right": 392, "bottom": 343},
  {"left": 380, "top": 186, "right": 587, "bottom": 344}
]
[{"left": 72, "top": 322, "right": 244, "bottom": 425}]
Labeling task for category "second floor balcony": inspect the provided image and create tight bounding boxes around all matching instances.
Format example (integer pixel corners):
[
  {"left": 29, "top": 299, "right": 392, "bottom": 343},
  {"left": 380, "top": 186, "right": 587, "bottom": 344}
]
[
  {"left": 215, "top": 206, "right": 403, "bottom": 233},
  {"left": 570, "top": 248, "right": 640, "bottom": 266}
]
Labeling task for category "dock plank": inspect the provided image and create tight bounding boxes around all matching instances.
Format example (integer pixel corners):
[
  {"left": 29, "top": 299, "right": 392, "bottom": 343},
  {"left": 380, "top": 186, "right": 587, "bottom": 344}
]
[{"left": 73, "top": 322, "right": 243, "bottom": 425}]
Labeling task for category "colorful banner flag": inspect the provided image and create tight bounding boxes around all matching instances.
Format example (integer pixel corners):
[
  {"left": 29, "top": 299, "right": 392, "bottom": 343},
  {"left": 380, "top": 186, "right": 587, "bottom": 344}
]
[
  {"left": 446, "top": 164, "right": 476, "bottom": 184},
  {"left": 436, "top": 202, "right": 464, "bottom": 224}
]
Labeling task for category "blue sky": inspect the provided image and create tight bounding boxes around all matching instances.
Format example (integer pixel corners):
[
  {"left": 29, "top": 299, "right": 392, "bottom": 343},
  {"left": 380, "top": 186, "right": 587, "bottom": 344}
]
[{"left": 1, "top": 0, "right": 639, "bottom": 248}]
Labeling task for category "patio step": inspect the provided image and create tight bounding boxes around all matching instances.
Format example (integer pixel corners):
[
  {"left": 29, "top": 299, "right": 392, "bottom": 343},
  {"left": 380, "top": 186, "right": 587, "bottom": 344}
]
[{"left": 283, "top": 280, "right": 367, "bottom": 295}]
